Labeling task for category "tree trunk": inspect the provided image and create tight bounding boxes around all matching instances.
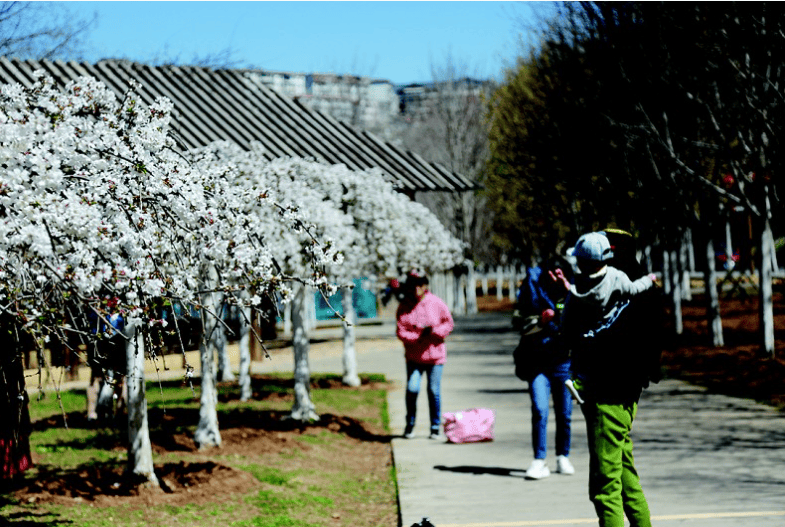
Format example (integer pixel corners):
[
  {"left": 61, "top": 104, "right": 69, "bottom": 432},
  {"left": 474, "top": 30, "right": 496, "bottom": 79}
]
[
  {"left": 283, "top": 300, "right": 292, "bottom": 337},
  {"left": 508, "top": 266, "right": 517, "bottom": 302},
  {"left": 194, "top": 283, "right": 223, "bottom": 449},
  {"left": 670, "top": 249, "right": 683, "bottom": 335},
  {"left": 680, "top": 234, "right": 692, "bottom": 301},
  {"left": 662, "top": 248, "right": 671, "bottom": 296},
  {"left": 341, "top": 285, "right": 361, "bottom": 387},
  {"left": 704, "top": 236, "right": 724, "bottom": 347},
  {"left": 769, "top": 228, "right": 779, "bottom": 272},
  {"left": 496, "top": 265, "right": 503, "bottom": 300},
  {"left": 125, "top": 322, "right": 158, "bottom": 487},
  {"left": 454, "top": 268, "right": 466, "bottom": 315},
  {"left": 238, "top": 305, "right": 253, "bottom": 402},
  {"left": 466, "top": 262, "right": 478, "bottom": 314},
  {"left": 759, "top": 216, "right": 775, "bottom": 356},
  {"left": 215, "top": 306, "right": 234, "bottom": 382},
  {"left": 290, "top": 283, "right": 318, "bottom": 421}
]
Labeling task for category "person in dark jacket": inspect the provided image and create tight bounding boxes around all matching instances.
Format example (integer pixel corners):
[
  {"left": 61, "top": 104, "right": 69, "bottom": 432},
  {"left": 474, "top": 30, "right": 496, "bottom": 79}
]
[
  {"left": 516, "top": 259, "right": 574, "bottom": 480},
  {"left": 562, "top": 231, "right": 659, "bottom": 527}
]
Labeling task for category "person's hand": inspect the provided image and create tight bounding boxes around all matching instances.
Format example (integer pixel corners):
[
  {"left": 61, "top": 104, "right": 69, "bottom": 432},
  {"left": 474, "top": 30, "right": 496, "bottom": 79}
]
[
  {"left": 541, "top": 309, "right": 555, "bottom": 324},
  {"left": 549, "top": 268, "right": 571, "bottom": 292},
  {"left": 648, "top": 273, "right": 658, "bottom": 285}
]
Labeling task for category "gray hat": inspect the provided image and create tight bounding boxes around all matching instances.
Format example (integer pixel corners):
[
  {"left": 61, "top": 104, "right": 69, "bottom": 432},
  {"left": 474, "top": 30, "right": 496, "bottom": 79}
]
[{"left": 569, "top": 232, "right": 613, "bottom": 262}]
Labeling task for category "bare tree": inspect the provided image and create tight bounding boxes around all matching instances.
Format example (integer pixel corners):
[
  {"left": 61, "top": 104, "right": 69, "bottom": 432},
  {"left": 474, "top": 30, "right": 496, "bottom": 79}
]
[
  {"left": 399, "top": 52, "right": 495, "bottom": 265},
  {"left": 0, "top": 1, "right": 96, "bottom": 60}
]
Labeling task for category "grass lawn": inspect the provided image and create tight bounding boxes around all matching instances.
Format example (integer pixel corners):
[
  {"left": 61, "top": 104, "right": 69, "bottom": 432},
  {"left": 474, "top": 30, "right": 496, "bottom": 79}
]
[{"left": 0, "top": 373, "right": 398, "bottom": 527}]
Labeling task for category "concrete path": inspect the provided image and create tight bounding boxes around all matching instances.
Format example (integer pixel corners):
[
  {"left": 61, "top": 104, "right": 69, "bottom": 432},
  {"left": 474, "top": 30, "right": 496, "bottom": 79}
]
[{"left": 273, "top": 312, "right": 785, "bottom": 527}]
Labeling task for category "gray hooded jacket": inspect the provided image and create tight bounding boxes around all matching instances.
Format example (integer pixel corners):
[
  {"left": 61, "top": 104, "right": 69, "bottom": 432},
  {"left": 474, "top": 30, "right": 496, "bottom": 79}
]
[{"left": 562, "top": 266, "right": 654, "bottom": 341}]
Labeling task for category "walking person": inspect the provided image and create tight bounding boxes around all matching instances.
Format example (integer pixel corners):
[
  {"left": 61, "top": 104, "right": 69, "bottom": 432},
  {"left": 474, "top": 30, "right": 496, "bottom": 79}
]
[
  {"left": 561, "top": 231, "right": 659, "bottom": 527},
  {"left": 515, "top": 259, "right": 575, "bottom": 480},
  {"left": 396, "top": 270, "right": 454, "bottom": 439}
]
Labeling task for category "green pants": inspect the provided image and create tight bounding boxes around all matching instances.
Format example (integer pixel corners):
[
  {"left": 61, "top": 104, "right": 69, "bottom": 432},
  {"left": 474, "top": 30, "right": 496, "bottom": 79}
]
[{"left": 582, "top": 400, "right": 651, "bottom": 527}]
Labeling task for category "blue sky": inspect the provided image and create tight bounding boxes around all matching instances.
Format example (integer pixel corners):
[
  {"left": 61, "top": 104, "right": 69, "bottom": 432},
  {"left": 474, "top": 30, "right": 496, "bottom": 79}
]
[{"left": 67, "top": 1, "right": 555, "bottom": 85}]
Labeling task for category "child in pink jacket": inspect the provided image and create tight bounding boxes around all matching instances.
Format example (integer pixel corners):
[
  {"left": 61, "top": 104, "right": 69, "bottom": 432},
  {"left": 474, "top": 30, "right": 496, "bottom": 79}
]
[{"left": 396, "top": 270, "right": 454, "bottom": 439}]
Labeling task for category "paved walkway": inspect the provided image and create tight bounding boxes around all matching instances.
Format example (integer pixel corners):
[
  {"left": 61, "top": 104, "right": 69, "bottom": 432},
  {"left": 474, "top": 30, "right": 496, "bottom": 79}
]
[{"left": 268, "top": 312, "right": 785, "bottom": 527}]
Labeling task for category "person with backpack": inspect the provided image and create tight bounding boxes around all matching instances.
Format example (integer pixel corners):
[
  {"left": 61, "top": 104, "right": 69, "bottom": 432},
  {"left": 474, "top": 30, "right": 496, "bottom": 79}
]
[
  {"left": 514, "top": 259, "right": 575, "bottom": 480},
  {"left": 561, "top": 231, "right": 659, "bottom": 527}
]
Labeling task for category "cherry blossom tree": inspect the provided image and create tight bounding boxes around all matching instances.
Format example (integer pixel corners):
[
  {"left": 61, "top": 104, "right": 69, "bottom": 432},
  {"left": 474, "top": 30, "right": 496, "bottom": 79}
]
[{"left": 0, "top": 74, "right": 336, "bottom": 484}]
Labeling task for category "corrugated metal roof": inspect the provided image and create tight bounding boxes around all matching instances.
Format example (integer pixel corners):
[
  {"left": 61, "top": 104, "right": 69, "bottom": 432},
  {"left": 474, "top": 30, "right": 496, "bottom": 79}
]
[{"left": 0, "top": 57, "right": 477, "bottom": 192}]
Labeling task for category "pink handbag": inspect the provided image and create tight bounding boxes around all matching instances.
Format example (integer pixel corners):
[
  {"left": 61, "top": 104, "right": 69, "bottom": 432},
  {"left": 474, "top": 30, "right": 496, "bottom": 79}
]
[{"left": 442, "top": 408, "right": 495, "bottom": 443}]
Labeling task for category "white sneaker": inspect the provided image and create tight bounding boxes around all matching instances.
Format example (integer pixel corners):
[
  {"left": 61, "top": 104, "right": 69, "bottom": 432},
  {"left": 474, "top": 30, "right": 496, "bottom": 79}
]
[
  {"left": 556, "top": 455, "right": 575, "bottom": 475},
  {"left": 525, "top": 458, "right": 550, "bottom": 480}
]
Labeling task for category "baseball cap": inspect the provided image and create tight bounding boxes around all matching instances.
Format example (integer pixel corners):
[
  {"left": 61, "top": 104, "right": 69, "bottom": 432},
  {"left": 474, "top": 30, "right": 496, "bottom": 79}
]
[{"left": 568, "top": 232, "right": 614, "bottom": 262}]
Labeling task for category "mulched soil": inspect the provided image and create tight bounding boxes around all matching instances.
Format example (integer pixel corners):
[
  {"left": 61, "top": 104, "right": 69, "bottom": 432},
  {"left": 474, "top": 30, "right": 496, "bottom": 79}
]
[{"left": 662, "top": 292, "right": 785, "bottom": 408}]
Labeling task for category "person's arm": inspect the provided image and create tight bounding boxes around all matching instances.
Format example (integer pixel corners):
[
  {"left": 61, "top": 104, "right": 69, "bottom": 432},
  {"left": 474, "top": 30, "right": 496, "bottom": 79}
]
[
  {"left": 616, "top": 269, "right": 657, "bottom": 298},
  {"left": 431, "top": 303, "right": 454, "bottom": 339},
  {"left": 396, "top": 308, "right": 422, "bottom": 344}
]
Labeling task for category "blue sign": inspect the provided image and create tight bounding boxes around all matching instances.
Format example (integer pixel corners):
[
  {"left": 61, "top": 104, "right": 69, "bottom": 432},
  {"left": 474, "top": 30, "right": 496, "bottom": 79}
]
[{"left": 314, "top": 278, "right": 377, "bottom": 320}]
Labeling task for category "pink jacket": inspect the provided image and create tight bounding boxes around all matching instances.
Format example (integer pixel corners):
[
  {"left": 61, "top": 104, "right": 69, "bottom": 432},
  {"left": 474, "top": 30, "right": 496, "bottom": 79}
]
[{"left": 396, "top": 292, "right": 454, "bottom": 365}]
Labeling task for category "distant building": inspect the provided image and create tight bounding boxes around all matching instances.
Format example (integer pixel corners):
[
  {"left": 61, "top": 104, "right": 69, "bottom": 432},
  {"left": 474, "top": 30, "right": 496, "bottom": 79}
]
[
  {"left": 244, "top": 70, "right": 493, "bottom": 140},
  {"left": 396, "top": 78, "right": 492, "bottom": 120},
  {"left": 243, "top": 70, "right": 399, "bottom": 139}
]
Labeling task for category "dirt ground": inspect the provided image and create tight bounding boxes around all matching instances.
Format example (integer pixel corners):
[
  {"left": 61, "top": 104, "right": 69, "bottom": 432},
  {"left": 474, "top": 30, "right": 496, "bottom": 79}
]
[
  {"left": 662, "top": 291, "right": 785, "bottom": 408},
  {"left": 7, "top": 288, "right": 784, "bottom": 518}
]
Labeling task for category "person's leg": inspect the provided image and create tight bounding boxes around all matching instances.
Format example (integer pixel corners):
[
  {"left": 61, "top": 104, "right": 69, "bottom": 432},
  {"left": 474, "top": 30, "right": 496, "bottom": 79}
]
[
  {"left": 550, "top": 363, "right": 573, "bottom": 458},
  {"left": 405, "top": 362, "right": 423, "bottom": 433},
  {"left": 620, "top": 403, "right": 652, "bottom": 527},
  {"left": 528, "top": 372, "right": 550, "bottom": 460},
  {"left": 585, "top": 402, "right": 628, "bottom": 527},
  {"left": 424, "top": 364, "right": 443, "bottom": 434}
]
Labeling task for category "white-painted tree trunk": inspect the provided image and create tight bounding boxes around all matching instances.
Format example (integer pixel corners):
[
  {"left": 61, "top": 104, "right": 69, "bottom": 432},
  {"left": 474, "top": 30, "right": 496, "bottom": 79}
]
[
  {"left": 306, "top": 288, "right": 317, "bottom": 332},
  {"left": 283, "top": 300, "right": 292, "bottom": 337},
  {"left": 215, "top": 308, "right": 234, "bottom": 382},
  {"left": 238, "top": 305, "right": 253, "bottom": 402},
  {"left": 496, "top": 265, "right": 504, "bottom": 300},
  {"left": 680, "top": 235, "right": 692, "bottom": 301},
  {"left": 704, "top": 236, "right": 724, "bottom": 347},
  {"left": 455, "top": 269, "right": 466, "bottom": 315},
  {"left": 445, "top": 271, "right": 455, "bottom": 312},
  {"left": 481, "top": 267, "right": 489, "bottom": 297},
  {"left": 341, "top": 285, "right": 361, "bottom": 387},
  {"left": 759, "top": 216, "right": 775, "bottom": 356},
  {"left": 670, "top": 249, "right": 683, "bottom": 335},
  {"left": 662, "top": 249, "right": 672, "bottom": 296},
  {"left": 508, "top": 266, "right": 518, "bottom": 302},
  {"left": 290, "top": 283, "right": 319, "bottom": 421},
  {"left": 194, "top": 281, "right": 223, "bottom": 449},
  {"left": 766, "top": 223, "right": 779, "bottom": 272},
  {"left": 466, "top": 262, "right": 478, "bottom": 314},
  {"left": 125, "top": 321, "right": 158, "bottom": 487}
]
